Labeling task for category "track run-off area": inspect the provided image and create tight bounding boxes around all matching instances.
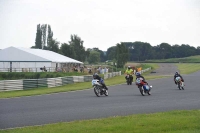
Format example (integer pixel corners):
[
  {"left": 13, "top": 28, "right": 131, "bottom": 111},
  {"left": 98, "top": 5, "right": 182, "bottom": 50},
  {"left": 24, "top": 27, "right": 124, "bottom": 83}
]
[{"left": 0, "top": 63, "right": 200, "bottom": 129}]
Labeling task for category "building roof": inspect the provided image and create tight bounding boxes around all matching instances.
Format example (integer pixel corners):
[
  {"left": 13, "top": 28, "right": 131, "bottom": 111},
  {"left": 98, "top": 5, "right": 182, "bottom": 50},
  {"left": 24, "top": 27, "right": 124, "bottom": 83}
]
[{"left": 0, "top": 46, "right": 83, "bottom": 64}]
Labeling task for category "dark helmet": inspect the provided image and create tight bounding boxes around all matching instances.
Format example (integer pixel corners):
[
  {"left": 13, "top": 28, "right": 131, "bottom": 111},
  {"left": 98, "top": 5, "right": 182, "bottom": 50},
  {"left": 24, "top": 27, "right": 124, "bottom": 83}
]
[
  {"left": 136, "top": 72, "right": 140, "bottom": 76},
  {"left": 93, "top": 73, "right": 98, "bottom": 78},
  {"left": 175, "top": 71, "right": 179, "bottom": 75}
]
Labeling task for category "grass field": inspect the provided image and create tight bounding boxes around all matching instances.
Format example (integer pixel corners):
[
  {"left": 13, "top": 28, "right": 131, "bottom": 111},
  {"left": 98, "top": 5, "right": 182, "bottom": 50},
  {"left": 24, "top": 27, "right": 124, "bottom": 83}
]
[
  {"left": 1, "top": 110, "right": 199, "bottom": 133},
  {"left": 176, "top": 63, "right": 200, "bottom": 74},
  {"left": 146, "top": 55, "right": 200, "bottom": 63}
]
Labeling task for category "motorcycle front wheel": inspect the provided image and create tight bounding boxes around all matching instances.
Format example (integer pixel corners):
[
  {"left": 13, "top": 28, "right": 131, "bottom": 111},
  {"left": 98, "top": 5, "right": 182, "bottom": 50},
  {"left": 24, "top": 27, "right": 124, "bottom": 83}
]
[
  {"left": 139, "top": 86, "right": 145, "bottom": 96},
  {"left": 178, "top": 83, "right": 181, "bottom": 90},
  {"left": 104, "top": 90, "right": 109, "bottom": 96},
  {"left": 147, "top": 90, "right": 151, "bottom": 95},
  {"left": 94, "top": 86, "right": 101, "bottom": 97}
]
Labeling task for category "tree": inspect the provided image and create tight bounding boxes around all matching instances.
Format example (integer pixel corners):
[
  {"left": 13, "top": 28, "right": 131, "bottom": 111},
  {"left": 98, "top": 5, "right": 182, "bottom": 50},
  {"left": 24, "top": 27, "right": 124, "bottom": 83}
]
[
  {"left": 69, "top": 35, "right": 86, "bottom": 62},
  {"left": 47, "top": 25, "right": 53, "bottom": 48},
  {"left": 60, "top": 43, "right": 76, "bottom": 58},
  {"left": 41, "top": 24, "right": 47, "bottom": 49},
  {"left": 116, "top": 43, "right": 129, "bottom": 68},
  {"left": 106, "top": 46, "right": 116, "bottom": 60},
  {"left": 197, "top": 46, "right": 200, "bottom": 55},
  {"left": 35, "top": 24, "right": 42, "bottom": 49},
  {"left": 47, "top": 39, "right": 60, "bottom": 53},
  {"left": 91, "top": 47, "right": 106, "bottom": 62},
  {"left": 88, "top": 51, "right": 100, "bottom": 64}
]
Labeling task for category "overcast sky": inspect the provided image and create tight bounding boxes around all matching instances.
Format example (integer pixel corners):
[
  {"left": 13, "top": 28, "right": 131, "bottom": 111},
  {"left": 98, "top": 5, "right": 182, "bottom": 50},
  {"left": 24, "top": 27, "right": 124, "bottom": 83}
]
[{"left": 0, "top": 0, "right": 200, "bottom": 51}]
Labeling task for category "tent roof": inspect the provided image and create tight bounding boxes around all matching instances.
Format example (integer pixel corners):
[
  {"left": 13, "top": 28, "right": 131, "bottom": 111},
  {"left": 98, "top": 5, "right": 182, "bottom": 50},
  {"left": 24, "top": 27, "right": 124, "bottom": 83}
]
[{"left": 0, "top": 46, "right": 83, "bottom": 64}]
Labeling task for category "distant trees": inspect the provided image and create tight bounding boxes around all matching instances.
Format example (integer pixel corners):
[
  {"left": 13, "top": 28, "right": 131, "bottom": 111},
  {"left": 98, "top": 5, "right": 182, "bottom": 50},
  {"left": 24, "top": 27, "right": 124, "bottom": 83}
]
[
  {"left": 32, "top": 24, "right": 200, "bottom": 65},
  {"left": 41, "top": 24, "right": 47, "bottom": 49},
  {"left": 116, "top": 42, "right": 200, "bottom": 61},
  {"left": 34, "top": 24, "right": 42, "bottom": 49},
  {"left": 68, "top": 35, "right": 86, "bottom": 62},
  {"left": 47, "top": 39, "right": 60, "bottom": 53},
  {"left": 33, "top": 24, "right": 54, "bottom": 50},
  {"left": 88, "top": 51, "right": 100, "bottom": 64},
  {"left": 47, "top": 25, "right": 53, "bottom": 48},
  {"left": 116, "top": 43, "right": 129, "bottom": 68}
]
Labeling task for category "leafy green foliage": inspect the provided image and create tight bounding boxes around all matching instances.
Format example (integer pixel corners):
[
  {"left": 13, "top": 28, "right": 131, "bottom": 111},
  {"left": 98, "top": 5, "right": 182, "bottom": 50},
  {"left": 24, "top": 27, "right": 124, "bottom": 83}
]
[
  {"left": 87, "top": 51, "right": 100, "bottom": 64},
  {"left": 60, "top": 43, "right": 76, "bottom": 58},
  {"left": 35, "top": 24, "right": 42, "bottom": 49},
  {"left": 69, "top": 35, "right": 86, "bottom": 62},
  {"left": 46, "top": 39, "right": 60, "bottom": 53},
  {"left": 41, "top": 24, "right": 47, "bottom": 49},
  {"left": 116, "top": 43, "right": 129, "bottom": 68}
]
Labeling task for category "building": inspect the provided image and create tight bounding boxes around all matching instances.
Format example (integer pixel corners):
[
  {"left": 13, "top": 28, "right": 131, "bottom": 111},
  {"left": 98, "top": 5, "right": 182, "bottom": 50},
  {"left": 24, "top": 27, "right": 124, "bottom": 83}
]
[{"left": 0, "top": 46, "right": 83, "bottom": 72}]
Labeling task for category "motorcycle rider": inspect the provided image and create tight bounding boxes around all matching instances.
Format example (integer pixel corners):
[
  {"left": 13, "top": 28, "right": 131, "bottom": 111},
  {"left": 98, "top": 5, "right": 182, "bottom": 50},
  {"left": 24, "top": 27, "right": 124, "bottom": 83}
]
[
  {"left": 93, "top": 73, "right": 108, "bottom": 90},
  {"left": 135, "top": 72, "right": 147, "bottom": 84},
  {"left": 174, "top": 71, "right": 184, "bottom": 85},
  {"left": 125, "top": 66, "right": 134, "bottom": 83}
]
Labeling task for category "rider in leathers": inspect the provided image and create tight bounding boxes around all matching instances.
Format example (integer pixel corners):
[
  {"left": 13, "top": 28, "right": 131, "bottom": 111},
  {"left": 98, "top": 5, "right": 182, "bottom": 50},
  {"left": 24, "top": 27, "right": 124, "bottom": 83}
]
[
  {"left": 135, "top": 72, "right": 147, "bottom": 84},
  {"left": 93, "top": 73, "right": 108, "bottom": 90},
  {"left": 174, "top": 71, "right": 184, "bottom": 85},
  {"left": 125, "top": 66, "right": 134, "bottom": 83}
]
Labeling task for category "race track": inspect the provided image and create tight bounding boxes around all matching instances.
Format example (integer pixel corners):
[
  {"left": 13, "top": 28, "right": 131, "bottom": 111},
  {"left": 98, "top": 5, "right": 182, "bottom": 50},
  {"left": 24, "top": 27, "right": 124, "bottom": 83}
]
[{"left": 0, "top": 64, "right": 200, "bottom": 129}]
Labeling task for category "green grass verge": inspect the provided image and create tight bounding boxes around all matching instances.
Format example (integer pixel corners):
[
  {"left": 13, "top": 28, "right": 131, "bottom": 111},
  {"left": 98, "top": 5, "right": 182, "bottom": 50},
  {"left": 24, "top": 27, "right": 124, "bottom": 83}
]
[
  {"left": 146, "top": 55, "right": 200, "bottom": 63},
  {"left": 1, "top": 110, "right": 199, "bottom": 133},
  {"left": 176, "top": 63, "right": 200, "bottom": 74}
]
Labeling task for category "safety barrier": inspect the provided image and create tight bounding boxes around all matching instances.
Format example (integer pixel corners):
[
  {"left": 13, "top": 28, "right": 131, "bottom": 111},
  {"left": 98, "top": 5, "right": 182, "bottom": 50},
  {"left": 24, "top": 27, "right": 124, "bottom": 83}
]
[
  {"left": 104, "top": 71, "right": 121, "bottom": 79},
  {"left": 0, "top": 71, "right": 122, "bottom": 91}
]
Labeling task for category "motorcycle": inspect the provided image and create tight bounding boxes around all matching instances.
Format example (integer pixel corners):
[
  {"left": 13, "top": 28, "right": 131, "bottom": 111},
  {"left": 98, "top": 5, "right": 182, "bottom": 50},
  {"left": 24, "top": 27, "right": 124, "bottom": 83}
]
[
  {"left": 126, "top": 74, "right": 133, "bottom": 85},
  {"left": 92, "top": 79, "right": 109, "bottom": 97},
  {"left": 175, "top": 77, "right": 184, "bottom": 90},
  {"left": 135, "top": 77, "right": 152, "bottom": 96}
]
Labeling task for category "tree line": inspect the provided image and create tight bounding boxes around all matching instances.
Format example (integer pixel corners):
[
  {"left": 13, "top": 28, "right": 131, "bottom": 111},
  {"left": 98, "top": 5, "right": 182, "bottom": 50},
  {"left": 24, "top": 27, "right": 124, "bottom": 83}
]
[{"left": 32, "top": 24, "right": 200, "bottom": 67}]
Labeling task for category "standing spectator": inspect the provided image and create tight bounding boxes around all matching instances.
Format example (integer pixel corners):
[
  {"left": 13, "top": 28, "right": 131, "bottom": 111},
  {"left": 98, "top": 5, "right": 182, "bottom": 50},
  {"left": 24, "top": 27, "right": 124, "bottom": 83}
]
[{"left": 43, "top": 66, "right": 47, "bottom": 72}]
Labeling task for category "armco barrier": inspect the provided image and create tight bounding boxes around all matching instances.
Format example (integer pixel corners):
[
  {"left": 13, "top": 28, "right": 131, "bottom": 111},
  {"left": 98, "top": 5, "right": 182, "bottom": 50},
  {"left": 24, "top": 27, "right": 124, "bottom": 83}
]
[
  {"left": 0, "top": 71, "right": 122, "bottom": 91},
  {"left": 0, "top": 80, "right": 23, "bottom": 91}
]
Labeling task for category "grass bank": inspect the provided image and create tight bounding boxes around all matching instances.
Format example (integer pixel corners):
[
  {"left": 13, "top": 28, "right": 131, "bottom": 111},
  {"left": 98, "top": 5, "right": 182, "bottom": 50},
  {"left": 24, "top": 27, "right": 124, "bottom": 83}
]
[
  {"left": 176, "top": 63, "right": 200, "bottom": 74},
  {"left": 1, "top": 110, "right": 199, "bottom": 133},
  {"left": 146, "top": 55, "right": 200, "bottom": 63}
]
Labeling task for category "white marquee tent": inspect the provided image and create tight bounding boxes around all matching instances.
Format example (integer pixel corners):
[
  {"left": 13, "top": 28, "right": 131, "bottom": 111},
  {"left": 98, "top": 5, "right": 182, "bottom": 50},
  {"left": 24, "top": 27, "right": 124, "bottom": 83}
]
[{"left": 0, "top": 46, "right": 83, "bottom": 72}]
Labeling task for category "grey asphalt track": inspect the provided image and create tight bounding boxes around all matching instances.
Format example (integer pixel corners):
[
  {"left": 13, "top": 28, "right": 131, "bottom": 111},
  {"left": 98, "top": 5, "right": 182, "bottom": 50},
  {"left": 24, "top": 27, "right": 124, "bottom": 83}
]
[{"left": 0, "top": 64, "right": 200, "bottom": 129}]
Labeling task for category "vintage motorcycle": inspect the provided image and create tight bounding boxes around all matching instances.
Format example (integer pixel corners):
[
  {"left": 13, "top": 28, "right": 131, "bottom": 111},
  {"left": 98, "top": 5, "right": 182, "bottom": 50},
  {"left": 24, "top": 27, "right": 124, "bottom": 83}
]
[
  {"left": 135, "top": 77, "right": 152, "bottom": 96},
  {"left": 175, "top": 76, "right": 185, "bottom": 90},
  {"left": 126, "top": 74, "right": 133, "bottom": 85},
  {"left": 92, "top": 79, "right": 109, "bottom": 97}
]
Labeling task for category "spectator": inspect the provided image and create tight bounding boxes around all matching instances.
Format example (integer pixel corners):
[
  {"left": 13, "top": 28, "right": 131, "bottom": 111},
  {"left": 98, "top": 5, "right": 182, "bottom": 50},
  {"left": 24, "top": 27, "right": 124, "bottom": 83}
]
[{"left": 43, "top": 66, "right": 47, "bottom": 72}]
